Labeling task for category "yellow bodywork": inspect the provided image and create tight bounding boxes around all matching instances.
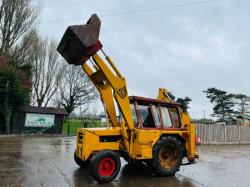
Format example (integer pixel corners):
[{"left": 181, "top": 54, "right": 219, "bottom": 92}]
[
  {"left": 76, "top": 126, "right": 196, "bottom": 161},
  {"left": 75, "top": 53, "right": 196, "bottom": 162}
]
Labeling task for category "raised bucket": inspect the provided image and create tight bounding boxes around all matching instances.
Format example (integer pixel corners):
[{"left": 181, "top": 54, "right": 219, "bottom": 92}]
[{"left": 57, "top": 14, "right": 102, "bottom": 65}]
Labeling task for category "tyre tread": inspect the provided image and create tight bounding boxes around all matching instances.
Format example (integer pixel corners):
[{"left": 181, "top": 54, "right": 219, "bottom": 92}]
[{"left": 151, "top": 136, "right": 183, "bottom": 176}]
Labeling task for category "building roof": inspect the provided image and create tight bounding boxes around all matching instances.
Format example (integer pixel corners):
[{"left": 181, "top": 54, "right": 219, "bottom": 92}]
[{"left": 19, "top": 106, "right": 68, "bottom": 115}]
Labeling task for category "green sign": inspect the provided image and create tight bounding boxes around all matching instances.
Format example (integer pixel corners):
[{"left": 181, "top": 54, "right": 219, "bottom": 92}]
[{"left": 25, "top": 113, "right": 55, "bottom": 127}]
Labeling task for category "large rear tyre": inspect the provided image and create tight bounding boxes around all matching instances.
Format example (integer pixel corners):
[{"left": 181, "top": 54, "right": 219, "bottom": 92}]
[
  {"left": 150, "top": 136, "right": 183, "bottom": 176},
  {"left": 89, "top": 150, "right": 121, "bottom": 183},
  {"left": 74, "top": 150, "right": 90, "bottom": 168}
]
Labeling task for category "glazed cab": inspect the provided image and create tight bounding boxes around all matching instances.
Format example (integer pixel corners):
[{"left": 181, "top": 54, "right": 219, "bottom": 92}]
[{"left": 129, "top": 96, "right": 183, "bottom": 130}]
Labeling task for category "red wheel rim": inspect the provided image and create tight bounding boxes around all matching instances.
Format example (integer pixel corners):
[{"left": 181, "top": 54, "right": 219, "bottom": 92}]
[{"left": 98, "top": 157, "right": 116, "bottom": 177}]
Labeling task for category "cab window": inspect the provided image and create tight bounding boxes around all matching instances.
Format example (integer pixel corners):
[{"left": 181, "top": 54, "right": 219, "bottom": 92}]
[
  {"left": 137, "top": 104, "right": 155, "bottom": 128},
  {"left": 160, "top": 106, "right": 172, "bottom": 128},
  {"left": 130, "top": 104, "right": 138, "bottom": 126},
  {"left": 152, "top": 105, "right": 161, "bottom": 127},
  {"left": 169, "top": 107, "right": 181, "bottom": 128}
]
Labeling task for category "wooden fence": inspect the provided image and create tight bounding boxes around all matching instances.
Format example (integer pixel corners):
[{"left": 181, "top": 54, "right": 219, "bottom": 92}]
[{"left": 196, "top": 123, "right": 250, "bottom": 144}]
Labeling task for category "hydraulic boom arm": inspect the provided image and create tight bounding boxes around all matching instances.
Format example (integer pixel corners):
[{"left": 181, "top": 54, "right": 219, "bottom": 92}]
[{"left": 57, "top": 14, "right": 134, "bottom": 151}]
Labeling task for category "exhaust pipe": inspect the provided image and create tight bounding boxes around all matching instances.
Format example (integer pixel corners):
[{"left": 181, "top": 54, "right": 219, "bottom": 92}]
[{"left": 57, "top": 14, "right": 102, "bottom": 65}]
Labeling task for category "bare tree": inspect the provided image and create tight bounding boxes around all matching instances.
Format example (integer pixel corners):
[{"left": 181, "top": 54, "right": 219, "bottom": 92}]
[
  {"left": 0, "top": 0, "right": 40, "bottom": 54},
  {"left": 30, "top": 32, "right": 63, "bottom": 107},
  {"left": 55, "top": 63, "right": 98, "bottom": 114},
  {"left": 10, "top": 29, "right": 37, "bottom": 66},
  {"left": 0, "top": 0, "right": 40, "bottom": 134}
]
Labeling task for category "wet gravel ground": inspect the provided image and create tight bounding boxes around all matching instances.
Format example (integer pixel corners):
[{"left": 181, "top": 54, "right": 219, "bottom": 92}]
[{"left": 0, "top": 136, "right": 250, "bottom": 187}]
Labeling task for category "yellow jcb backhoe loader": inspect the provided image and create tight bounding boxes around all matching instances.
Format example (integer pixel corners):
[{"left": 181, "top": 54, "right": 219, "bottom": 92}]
[{"left": 57, "top": 14, "right": 198, "bottom": 183}]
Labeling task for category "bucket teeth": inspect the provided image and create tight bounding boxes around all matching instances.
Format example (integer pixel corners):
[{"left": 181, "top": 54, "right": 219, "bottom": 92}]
[{"left": 57, "top": 14, "right": 102, "bottom": 65}]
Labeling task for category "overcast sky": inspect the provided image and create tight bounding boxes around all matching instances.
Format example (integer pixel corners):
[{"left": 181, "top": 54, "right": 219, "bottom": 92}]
[{"left": 37, "top": 0, "right": 250, "bottom": 119}]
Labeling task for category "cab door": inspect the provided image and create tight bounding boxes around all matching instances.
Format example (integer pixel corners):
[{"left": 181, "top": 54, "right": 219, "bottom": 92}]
[
  {"left": 136, "top": 102, "right": 162, "bottom": 129},
  {"left": 131, "top": 102, "right": 161, "bottom": 159}
]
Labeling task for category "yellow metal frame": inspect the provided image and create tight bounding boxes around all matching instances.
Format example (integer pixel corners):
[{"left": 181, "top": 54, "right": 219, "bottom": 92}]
[
  {"left": 81, "top": 53, "right": 134, "bottom": 152},
  {"left": 157, "top": 88, "right": 172, "bottom": 102}
]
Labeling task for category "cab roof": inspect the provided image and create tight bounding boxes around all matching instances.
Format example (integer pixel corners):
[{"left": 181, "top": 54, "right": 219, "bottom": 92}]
[{"left": 129, "top": 96, "right": 181, "bottom": 107}]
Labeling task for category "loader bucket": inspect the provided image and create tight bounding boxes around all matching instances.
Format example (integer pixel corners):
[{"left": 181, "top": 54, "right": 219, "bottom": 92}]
[{"left": 57, "top": 14, "right": 102, "bottom": 65}]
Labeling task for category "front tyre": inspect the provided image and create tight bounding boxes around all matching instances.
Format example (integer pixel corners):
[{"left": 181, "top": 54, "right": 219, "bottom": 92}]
[
  {"left": 152, "top": 136, "right": 183, "bottom": 176},
  {"left": 89, "top": 150, "right": 121, "bottom": 183}
]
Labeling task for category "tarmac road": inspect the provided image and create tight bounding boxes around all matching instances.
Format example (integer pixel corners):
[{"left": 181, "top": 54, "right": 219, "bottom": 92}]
[{"left": 0, "top": 136, "right": 250, "bottom": 187}]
